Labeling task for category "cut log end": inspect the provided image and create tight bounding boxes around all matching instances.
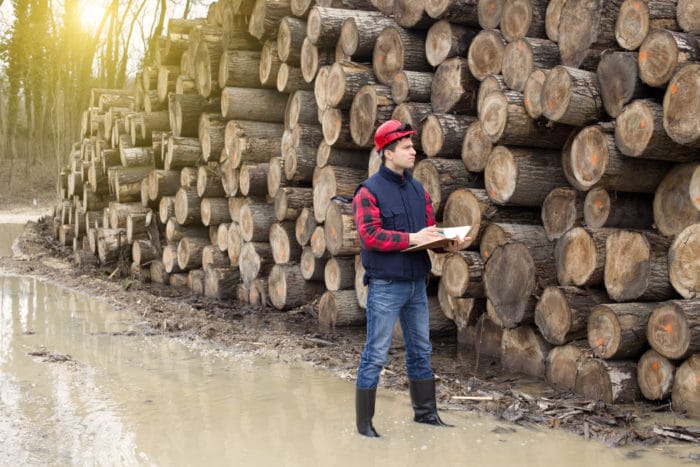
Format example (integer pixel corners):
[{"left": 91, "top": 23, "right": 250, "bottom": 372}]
[
  {"left": 604, "top": 231, "right": 650, "bottom": 302},
  {"left": 637, "top": 349, "right": 675, "bottom": 401},
  {"left": 647, "top": 301, "right": 696, "bottom": 360},
  {"left": 555, "top": 227, "right": 597, "bottom": 287},
  {"left": 669, "top": 223, "right": 700, "bottom": 299},
  {"left": 615, "top": 0, "right": 650, "bottom": 51}
]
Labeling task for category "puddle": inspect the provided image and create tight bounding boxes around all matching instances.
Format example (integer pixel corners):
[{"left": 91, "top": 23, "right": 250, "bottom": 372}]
[{"left": 0, "top": 275, "right": 695, "bottom": 466}]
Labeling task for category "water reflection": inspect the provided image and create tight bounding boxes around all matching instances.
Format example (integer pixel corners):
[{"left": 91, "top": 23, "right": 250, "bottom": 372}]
[{"left": 0, "top": 276, "right": 694, "bottom": 466}]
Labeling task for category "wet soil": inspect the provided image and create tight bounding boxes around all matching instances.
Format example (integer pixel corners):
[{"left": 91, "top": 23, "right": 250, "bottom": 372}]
[{"left": 2, "top": 214, "right": 699, "bottom": 452}]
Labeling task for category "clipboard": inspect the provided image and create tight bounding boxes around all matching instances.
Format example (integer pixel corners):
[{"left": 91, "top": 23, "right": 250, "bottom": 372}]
[{"left": 401, "top": 225, "right": 471, "bottom": 252}]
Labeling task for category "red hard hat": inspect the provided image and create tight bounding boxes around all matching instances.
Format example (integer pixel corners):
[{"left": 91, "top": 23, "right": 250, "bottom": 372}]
[{"left": 373, "top": 120, "right": 416, "bottom": 151}]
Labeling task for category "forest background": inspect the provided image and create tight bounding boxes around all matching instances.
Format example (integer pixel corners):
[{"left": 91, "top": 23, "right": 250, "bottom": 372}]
[{"left": 0, "top": 0, "right": 209, "bottom": 201}]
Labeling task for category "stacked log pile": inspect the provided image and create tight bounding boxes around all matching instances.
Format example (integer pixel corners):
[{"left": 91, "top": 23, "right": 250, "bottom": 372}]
[{"left": 54, "top": 0, "right": 698, "bottom": 417}]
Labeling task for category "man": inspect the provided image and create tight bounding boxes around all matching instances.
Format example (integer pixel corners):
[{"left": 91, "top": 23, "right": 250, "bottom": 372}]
[{"left": 353, "top": 120, "right": 470, "bottom": 437}]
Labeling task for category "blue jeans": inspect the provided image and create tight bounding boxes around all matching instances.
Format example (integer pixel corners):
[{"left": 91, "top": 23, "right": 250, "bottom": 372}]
[{"left": 356, "top": 278, "right": 434, "bottom": 389}]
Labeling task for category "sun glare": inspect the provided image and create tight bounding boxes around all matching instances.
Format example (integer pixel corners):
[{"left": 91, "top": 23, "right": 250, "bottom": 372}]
[{"left": 80, "top": 3, "right": 105, "bottom": 30}]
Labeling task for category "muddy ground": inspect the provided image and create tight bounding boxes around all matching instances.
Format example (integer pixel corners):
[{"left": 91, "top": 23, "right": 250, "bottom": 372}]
[{"left": 2, "top": 214, "right": 699, "bottom": 453}]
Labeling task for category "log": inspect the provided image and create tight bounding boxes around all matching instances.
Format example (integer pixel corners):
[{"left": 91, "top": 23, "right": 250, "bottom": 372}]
[
  {"left": 669, "top": 224, "right": 700, "bottom": 300},
  {"left": 306, "top": 6, "right": 353, "bottom": 47},
  {"left": 188, "top": 269, "right": 205, "bottom": 295},
  {"left": 476, "top": 74, "right": 507, "bottom": 118},
  {"left": 248, "top": 0, "right": 292, "bottom": 40},
  {"left": 270, "top": 221, "right": 302, "bottom": 264},
  {"left": 168, "top": 273, "right": 189, "bottom": 288},
  {"left": 260, "top": 40, "right": 283, "bottom": 89},
  {"left": 544, "top": 0, "right": 567, "bottom": 42},
  {"left": 654, "top": 162, "right": 700, "bottom": 237},
  {"left": 545, "top": 341, "right": 590, "bottom": 391},
  {"left": 523, "top": 69, "right": 548, "bottom": 119},
  {"left": 391, "top": 102, "right": 434, "bottom": 151},
  {"left": 562, "top": 125, "right": 670, "bottom": 193},
  {"left": 535, "top": 287, "right": 609, "bottom": 345},
  {"left": 316, "top": 142, "right": 369, "bottom": 170},
  {"left": 647, "top": 299, "right": 700, "bottom": 360},
  {"left": 175, "top": 187, "right": 202, "bottom": 226},
  {"left": 672, "top": 354, "right": 700, "bottom": 417},
  {"left": 393, "top": 0, "right": 435, "bottom": 29},
  {"left": 285, "top": 90, "right": 318, "bottom": 130},
  {"left": 576, "top": 358, "right": 641, "bottom": 403},
  {"left": 479, "top": 222, "right": 551, "bottom": 264},
  {"left": 604, "top": 230, "right": 676, "bottom": 302},
  {"left": 269, "top": 263, "right": 325, "bottom": 310},
  {"left": 201, "top": 198, "right": 231, "bottom": 226},
  {"left": 108, "top": 202, "right": 146, "bottom": 229},
  {"left": 312, "top": 165, "right": 366, "bottom": 223},
  {"left": 501, "top": 325, "right": 552, "bottom": 378},
  {"left": 583, "top": 187, "right": 654, "bottom": 230},
  {"left": 326, "top": 61, "right": 376, "bottom": 109},
  {"left": 413, "top": 157, "right": 483, "bottom": 219},
  {"left": 597, "top": 51, "right": 650, "bottom": 119},
  {"left": 321, "top": 108, "right": 360, "bottom": 149},
  {"left": 432, "top": 57, "right": 481, "bottom": 116},
  {"left": 220, "top": 87, "right": 288, "bottom": 123},
  {"left": 197, "top": 166, "right": 226, "bottom": 198},
  {"left": 349, "top": 84, "right": 395, "bottom": 148},
  {"left": 372, "top": 26, "right": 430, "bottom": 85},
  {"left": 476, "top": 0, "right": 504, "bottom": 29},
  {"left": 324, "top": 200, "right": 360, "bottom": 256},
  {"left": 277, "top": 63, "right": 314, "bottom": 93},
  {"left": 541, "top": 187, "right": 584, "bottom": 241},
  {"left": 226, "top": 120, "right": 285, "bottom": 168},
  {"left": 147, "top": 169, "right": 180, "bottom": 201},
  {"left": 637, "top": 349, "right": 675, "bottom": 401},
  {"left": 391, "top": 70, "right": 433, "bottom": 105},
  {"left": 218, "top": 50, "right": 263, "bottom": 90},
  {"left": 441, "top": 251, "right": 484, "bottom": 298},
  {"left": 339, "top": 11, "right": 398, "bottom": 60},
  {"left": 195, "top": 38, "right": 225, "bottom": 98},
  {"left": 96, "top": 228, "right": 129, "bottom": 265},
  {"left": 558, "top": 0, "right": 624, "bottom": 68},
  {"left": 663, "top": 62, "right": 700, "bottom": 147},
  {"left": 678, "top": 0, "right": 700, "bottom": 34},
  {"left": 216, "top": 223, "right": 230, "bottom": 252},
  {"left": 198, "top": 113, "right": 226, "bottom": 163},
  {"left": 176, "top": 236, "right": 209, "bottom": 271},
  {"left": 479, "top": 89, "right": 573, "bottom": 148},
  {"left": 639, "top": 29, "right": 699, "bottom": 88},
  {"left": 318, "top": 289, "right": 366, "bottom": 327},
  {"left": 239, "top": 241, "right": 274, "bottom": 284},
  {"left": 165, "top": 218, "right": 209, "bottom": 245},
  {"left": 483, "top": 242, "right": 537, "bottom": 328},
  {"left": 204, "top": 266, "right": 240, "bottom": 300},
  {"left": 615, "top": 99, "right": 698, "bottom": 162},
  {"left": 502, "top": 37, "right": 559, "bottom": 93},
  {"left": 426, "top": 0, "right": 480, "bottom": 26},
  {"left": 150, "top": 259, "right": 170, "bottom": 284},
  {"left": 300, "top": 37, "right": 334, "bottom": 83},
  {"left": 555, "top": 226, "right": 616, "bottom": 288},
  {"left": 467, "top": 29, "right": 506, "bottom": 81},
  {"left": 588, "top": 302, "right": 655, "bottom": 359},
  {"left": 173, "top": 94, "right": 220, "bottom": 138},
  {"left": 220, "top": 159, "right": 239, "bottom": 197},
  {"left": 249, "top": 277, "right": 268, "bottom": 306},
  {"left": 277, "top": 16, "right": 306, "bottom": 66},
  {"left": 472, "top": 313, "right": 503, "bottom": 357},
  {"left": 158, "top": 196, "right": 175, "bottom": 224},
  {"left": 300, "top": 245, "right": 327, "bottom": 281},
  {"left": 227, "top": 221, "right": 243, "bottom": 267},
  {"left": 421, "top": 113, "right": 477, "bottom": 158},
  {"left": 501, "top": 0, "right": 547, "bottom": 42},
  {"left": 324, "top": 256, "right": 356, "bottom": 291},
  {"left": 541, "top": 66, "right": 604, "bottom": 126},
  {"left": 295, "top": 207, "right": 317, "bottom": 246},
  {"left": 202, "top": 244, "right": 229, "bottom": 270},
  {"left": 239, "top": 163, "right": 269, "bottom": 198},
  {"left": 310, "top": 226, "right": 327, "bottom": 258},
  {"left": 442, "top": 187, "right": 540, "bottom": 249},
  {"left": 461, "top": 121, "right": 493, "bottom": 173},
  {"left": 240, "top": 200, "right": 277, "bottom": 242},
  {"left": 274, "top": 186, "right": 313, "bottom": 221},
  {"left": 616, "top": 0, "right": 680, "bottom": 50},
  {"left": 484, "top": 145, "right": 568, "bottom": 207},
  {"left": 425, "top": 20, "right": 477, "bottom": 67},
  {"left": 126, "top": 210, "right": 151, "bottom": 243}
]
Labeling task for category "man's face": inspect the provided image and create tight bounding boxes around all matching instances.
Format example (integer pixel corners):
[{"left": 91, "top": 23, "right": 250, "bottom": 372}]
[{"left": 384, "top": 137, "right": 416, "bottom": 173}]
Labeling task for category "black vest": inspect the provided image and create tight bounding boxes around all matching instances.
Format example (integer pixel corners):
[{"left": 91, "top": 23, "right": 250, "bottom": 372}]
[{"left": 357, "top": 165, "right": 431, "bottom": 284}]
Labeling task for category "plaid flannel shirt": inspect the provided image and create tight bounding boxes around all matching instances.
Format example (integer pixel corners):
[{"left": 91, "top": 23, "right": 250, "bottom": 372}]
[{"left": 353, "top": 186, "right": 435, "bottom": 251}]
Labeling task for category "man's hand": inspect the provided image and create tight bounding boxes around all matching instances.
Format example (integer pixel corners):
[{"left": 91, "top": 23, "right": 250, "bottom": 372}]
[
  {"left": 409, "top": 225, "right": 444, "bottom": 245},
  {"left": 442, "top": 235, "right": 472, "bottom": 252}
]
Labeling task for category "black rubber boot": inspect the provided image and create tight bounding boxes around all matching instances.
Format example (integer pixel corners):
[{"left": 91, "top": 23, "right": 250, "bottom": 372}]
[
  {"left": 409, "top": 378, "right": 454, "bottom": 427},
  {"left": 356, "top": 387, "right": 380, "bottom": 437}
]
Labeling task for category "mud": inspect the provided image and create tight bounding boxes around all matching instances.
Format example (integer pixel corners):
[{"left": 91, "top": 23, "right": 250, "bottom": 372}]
[{"left": 1, "top": 215, "right": 698, "bottom": 454}]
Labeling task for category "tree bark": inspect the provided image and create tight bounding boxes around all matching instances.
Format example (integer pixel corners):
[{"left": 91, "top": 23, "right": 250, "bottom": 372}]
[
  {"left": 240, "top": 200, "right": 277, "bottom": 242},
  {"left": 277, "top": 63, "right": 314, "bottom": 93},
  {"left": 391, "top": 102, "right": 434, "bottom": 152},
  {"left": 431, "top": 57, "right": 479, "bottom": 114},
  {"left": 174, "top": 93, "right": 220, "bottom": 138},
  {"left": 221, "top": 87, "right": 288, "bottom": 122},
  {"left": 324, "top": 200, "right": 360, "bottom": 256},
  {"left": 204, "top": 266, "right": 240, "bottom": 300},
  {"left": 316, "top": 142, "right": 369, "bottom": 170},
  {"left": 239, "top": 163, "right": 269, "bottom": 198},
  {"left": 248, "top": 0, "right": 292, "bottom": 41},
  {"left": 150, "top": 259, "right": 171, "bottom": 284},
  {"left": 176, "top": 236, "right": 209, "bottom": 271},
  {"left": 174, "top": 187, "right": 202, "bottom": 226},
  {"left": 339, "top": 11, "right": 398, "bottom": 60},
  {"left": 133, "top": 237, "right": 161, "bottom": 266},
  {"left": 326, "top": 61, "right": 376, "bottom": 109},
  {"left": 467, "top": 29, "right": 506, "bottom": 81},
  {"left": 260, "top": 40, "right": 283, "bottom": 89},
  {"left": 218, "top": 50, "right": 263, "bottom": 91},
  {"left": 96, "top": 228, "right": 129, "bottom": 265},
  {"left": 391, "top": 70, "right": 433, "bottom": 105},
  {"left": 200, "top": 197, "right": 231, "bottom": 226},
  {"left": 197, "top": 166, "right": 226, "bottom": 198},
  {"left": 285, "top": 90, "right": 318, "bottom": 130},
  {"left": 554, "top": 226, "right": 616, "bottom": 288},
  {"left": 306, "top": 6, "right": 354, "bottom": 47},
  {"left": 277, "top": 16, "right": 306, "bottom": 66},
  {"left": 275, "top": 186, "right": 313, "bottom": 222},
  {"left": 604, "top": 230, "right": 676, "bottom": 302},
  {"left": 647, "top": 299, "right": 700, "bottom": 360}
]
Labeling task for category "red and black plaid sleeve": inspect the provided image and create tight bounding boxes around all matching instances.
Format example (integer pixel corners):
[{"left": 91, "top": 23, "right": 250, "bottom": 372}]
[{"left": 353, "top": 186, "right": 435, "bottom": 251}]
